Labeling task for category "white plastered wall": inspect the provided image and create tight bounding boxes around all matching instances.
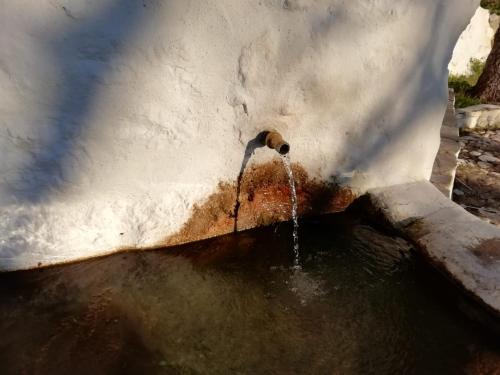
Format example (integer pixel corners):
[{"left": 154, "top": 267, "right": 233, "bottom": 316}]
[
  {"left": 0, "top": 0, "right": 479, "bottom": 270},
  {"left": 449, "top": 6, "right": 496, "bottom": 76}
]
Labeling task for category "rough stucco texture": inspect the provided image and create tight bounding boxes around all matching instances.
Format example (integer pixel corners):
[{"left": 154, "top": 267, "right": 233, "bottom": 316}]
[
  {"left": 0, "top": 0, "right": 479, "bottom": 270},
  {"left": 449, "top": 6, "right": 496, "bottom": 76}
]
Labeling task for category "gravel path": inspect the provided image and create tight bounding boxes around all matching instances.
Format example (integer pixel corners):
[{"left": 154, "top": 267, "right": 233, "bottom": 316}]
[{"left": 454, "top": 129, "right": 500, "bottom": 226}]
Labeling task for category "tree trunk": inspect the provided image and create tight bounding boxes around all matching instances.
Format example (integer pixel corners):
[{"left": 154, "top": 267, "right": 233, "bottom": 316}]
[{"left": 468, "top": 26, "right": 500, "bottom": 103}]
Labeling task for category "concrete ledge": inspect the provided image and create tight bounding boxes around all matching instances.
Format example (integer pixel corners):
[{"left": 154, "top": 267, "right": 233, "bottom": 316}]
[
  {"left": 456, "top": 104, "right": 500, "bottom": 130},
  {"left": 368, "top": 181, "right": 500, "bottom": 318},
  {"left": 431, "top": 90, "right": 460, "bottom": 198}
]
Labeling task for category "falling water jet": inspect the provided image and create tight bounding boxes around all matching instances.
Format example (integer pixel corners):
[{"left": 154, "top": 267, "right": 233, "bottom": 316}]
[
  {"left": 260, "top": 130, "right": 300, "bottom": 270},
  {"left": 282, "top": 153, "right": 300, "bottom": 270}
]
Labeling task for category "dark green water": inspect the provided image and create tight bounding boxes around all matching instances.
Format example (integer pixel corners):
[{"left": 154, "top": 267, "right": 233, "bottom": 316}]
[{"left": 0, "top": 213, "right": 499, "bottom": 375}]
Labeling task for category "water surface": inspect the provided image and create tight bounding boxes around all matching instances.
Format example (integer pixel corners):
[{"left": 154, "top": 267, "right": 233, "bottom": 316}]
[{"left": 0, "top": 213, "right": 499, "bottom": 374}]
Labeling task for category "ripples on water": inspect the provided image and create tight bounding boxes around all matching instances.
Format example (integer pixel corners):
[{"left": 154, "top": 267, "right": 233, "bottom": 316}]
[{"left": 0, "top": 213, "right": 499, "bottom": 374}]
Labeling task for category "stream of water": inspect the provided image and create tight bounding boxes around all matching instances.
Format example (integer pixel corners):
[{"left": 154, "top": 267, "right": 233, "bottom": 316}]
[{"left": 282, "top": 154, "right": 300, "bottom": 270}]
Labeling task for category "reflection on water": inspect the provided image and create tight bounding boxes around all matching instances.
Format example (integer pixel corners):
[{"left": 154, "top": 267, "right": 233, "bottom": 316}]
[{"left": 0, "top": 213, "right": 499, "bottom": 374}]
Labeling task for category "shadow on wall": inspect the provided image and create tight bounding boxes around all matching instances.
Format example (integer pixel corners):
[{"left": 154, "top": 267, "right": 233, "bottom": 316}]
[
  {"left": 332, "top": 2, "right": 450, "bottom": 179},
  {"left": 278, "top": 1, "right": 455, "bottom": 184},
  {"left": 10, "top": 0, "right": 153, "bottom": 202},
  {"left": 230, "top": 1, "right": 462, "bottom": 213},
  {"left": 232, "top": 133, "right": 267, "bottom": 232},
  {"left": 9, "top": 0, "right": 469, "bottom": 202}
]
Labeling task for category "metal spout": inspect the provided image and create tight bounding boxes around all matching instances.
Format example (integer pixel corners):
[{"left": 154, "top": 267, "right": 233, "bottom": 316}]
[{"left": 260, "top": 131, "right": 290, "bottom": 155}]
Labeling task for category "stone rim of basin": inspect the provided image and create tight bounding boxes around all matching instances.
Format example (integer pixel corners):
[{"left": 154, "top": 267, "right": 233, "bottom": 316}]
[{"left": 367, "top": 181, "right": 500, "bottom": 333}]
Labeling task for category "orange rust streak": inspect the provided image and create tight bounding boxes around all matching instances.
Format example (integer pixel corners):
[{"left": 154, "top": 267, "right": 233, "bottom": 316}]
[{"left": 164, "top": 160, "right": 356, "bottom": 247}]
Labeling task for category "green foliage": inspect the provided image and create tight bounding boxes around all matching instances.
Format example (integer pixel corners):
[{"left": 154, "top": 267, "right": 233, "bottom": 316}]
[
  {"left": 481, "top": 0, "right": 500, "bottom": 15},
  {"left": 454, "top": 95, "right": 482, "bottom": 108},
  {"left": 449, "top": 58, "right": 485, "bottom": 89},
  {"left": 448, "top": 58, "right": 485, "bottom": 108}
]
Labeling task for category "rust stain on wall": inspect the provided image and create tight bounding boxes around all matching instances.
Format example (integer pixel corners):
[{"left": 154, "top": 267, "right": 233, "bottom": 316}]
[{"left": 163, "top": 159, "right": 356, "bottom": 247}]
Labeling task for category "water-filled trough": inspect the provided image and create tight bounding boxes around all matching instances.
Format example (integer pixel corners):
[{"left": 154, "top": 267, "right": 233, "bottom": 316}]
[{"left": 1, "top": 213, "right": 498, "bottom": 374}]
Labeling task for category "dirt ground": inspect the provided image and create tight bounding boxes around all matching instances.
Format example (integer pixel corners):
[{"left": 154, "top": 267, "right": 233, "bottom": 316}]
[{"left": 453, "top": 128, "right": 500, "bottom": 226}]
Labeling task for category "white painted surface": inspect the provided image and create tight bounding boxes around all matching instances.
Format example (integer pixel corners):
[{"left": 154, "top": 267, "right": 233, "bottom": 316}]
[
  {"left": 449, "top": 7, "right": 495, "bottom": 76},
  {"left": 0, "top": 0, "right": 479, "bottom": 270},
  {"left": 456, "top": 104, "right": 500, "bottom": 129}
]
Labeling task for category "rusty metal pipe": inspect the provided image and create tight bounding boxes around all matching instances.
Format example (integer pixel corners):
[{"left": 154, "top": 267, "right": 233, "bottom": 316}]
[{"left": 260, "top": 130, "right": 290, "bottom": 155}]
